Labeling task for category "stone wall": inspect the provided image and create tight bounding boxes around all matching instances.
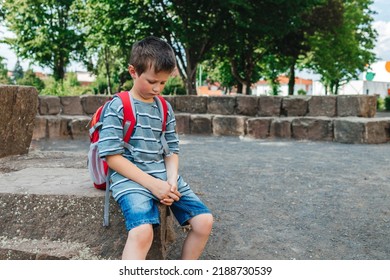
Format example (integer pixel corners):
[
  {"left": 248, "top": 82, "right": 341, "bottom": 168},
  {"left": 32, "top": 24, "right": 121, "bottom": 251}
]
[
  {"left": 0, "top": 85, "right": 39, "bottom": 158},
  {"left": 33, "top": 94, "right": 390, "bottom": 144}
]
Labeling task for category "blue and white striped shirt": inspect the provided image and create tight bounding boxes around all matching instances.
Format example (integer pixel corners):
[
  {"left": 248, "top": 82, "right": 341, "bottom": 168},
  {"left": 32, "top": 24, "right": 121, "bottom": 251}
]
[{"left": 98, "top": 95, "right": 182, "bottom": 201}]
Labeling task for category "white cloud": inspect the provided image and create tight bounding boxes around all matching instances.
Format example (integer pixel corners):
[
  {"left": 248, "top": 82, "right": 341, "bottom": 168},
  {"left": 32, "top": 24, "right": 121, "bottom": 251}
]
[{"left": 373, "top": 21, "right": 390, "bottom": 61}]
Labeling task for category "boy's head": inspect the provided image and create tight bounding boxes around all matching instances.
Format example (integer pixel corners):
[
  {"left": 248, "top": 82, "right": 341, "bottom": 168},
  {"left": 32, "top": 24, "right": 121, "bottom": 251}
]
[{"left": 129, "top": 36, "right": 176, "bottom": 76}]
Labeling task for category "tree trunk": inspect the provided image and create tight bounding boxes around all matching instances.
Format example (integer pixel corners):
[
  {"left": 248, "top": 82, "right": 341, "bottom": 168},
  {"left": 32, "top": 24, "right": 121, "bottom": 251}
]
[
  {"left": 104, "top": 47, "right": 112, "bottom": 95},
  {"left": 237, "top": 83, "right": 243, "bottom": 94},
  {"left": 288, "top": 64, "right": 295, "bottom": 95}
]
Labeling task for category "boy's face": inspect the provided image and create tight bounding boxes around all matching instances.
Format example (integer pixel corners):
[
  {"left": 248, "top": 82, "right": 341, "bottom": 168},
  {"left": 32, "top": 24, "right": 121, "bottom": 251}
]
[{"left": 128, "top": 65, "right": 170, "bottom": 102}]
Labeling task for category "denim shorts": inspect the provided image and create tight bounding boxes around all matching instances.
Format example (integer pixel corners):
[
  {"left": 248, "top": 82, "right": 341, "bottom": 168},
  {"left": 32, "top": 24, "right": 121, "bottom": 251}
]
[{"left": 117, "top": 189, "right": 211, "bottom": 231}]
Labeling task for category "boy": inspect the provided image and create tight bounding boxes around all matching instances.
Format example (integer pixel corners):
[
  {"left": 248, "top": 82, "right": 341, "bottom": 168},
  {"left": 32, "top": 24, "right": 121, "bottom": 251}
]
[{"left": 98, "top": 36, "right": 213, "bottom": 260}]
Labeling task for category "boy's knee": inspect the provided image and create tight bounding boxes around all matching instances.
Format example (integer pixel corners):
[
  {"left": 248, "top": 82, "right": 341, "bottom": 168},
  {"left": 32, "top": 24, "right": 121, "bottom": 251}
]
[
  {"left": 128, "top": 224, "right": 154, "bottom": 246},
  {"left": 191, "top": 214, "right": 213, "bottom": 236}
]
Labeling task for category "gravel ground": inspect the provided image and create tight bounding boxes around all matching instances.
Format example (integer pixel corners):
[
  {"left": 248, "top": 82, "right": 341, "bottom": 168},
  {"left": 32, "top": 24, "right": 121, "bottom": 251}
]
[{"left": 5, "top": 135, "right": 390, "bottom": 260}]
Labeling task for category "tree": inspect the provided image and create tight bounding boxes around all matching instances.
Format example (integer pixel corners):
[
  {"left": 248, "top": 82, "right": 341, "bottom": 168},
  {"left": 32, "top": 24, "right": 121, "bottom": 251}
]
[
  {"left": 2, "top": 0, "right": 85, "bottom": 81},
  {"left": 307, "top": 0, "right": 377, "bottom": 94},
  {"left": 147, "top": 0, "right": 228, "bottom": 95},
  {"left": 215, "top": 0, "right": 320, "bottom": 95},
  {"left": 12, "top": 59, "right": 24, "bottom": 82},
  {"left": 77, "top": 0, "right": 148, "bottom": 94}
]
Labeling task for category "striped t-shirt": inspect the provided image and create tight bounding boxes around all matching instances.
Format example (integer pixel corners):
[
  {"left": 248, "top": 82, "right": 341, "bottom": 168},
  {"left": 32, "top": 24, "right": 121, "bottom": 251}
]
[{"left": 98, "top": 95, "right": 181, "bottom": 201}]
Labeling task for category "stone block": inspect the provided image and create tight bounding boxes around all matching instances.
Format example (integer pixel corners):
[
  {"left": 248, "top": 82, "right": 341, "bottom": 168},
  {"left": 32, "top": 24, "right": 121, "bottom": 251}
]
[
  {"left": 270, "top": 118, "right": 292, "bottom": 138},
  {"left": 307, "top": 96, "right": 336, "bottom": 117},
  {"left": 236, "top": 96, "right": 259, "bottom": 116},
  {"left": 190, "top": 115, "right": 213, "bottom": 134},
  {"left": 80, "top": 95, "right": 110, "bottom": 115},
  {"left": 162, "top": 96, "right": 175, "bottom": 111},
  {"left": 281, "top": 96, "right": 309, "bottom": 116},
  {"left": 246, "top": 118, "right": 272, "bottom": 139},
  {"left": 38, "top": 96, "right": 61, "bottom": 115},
  {"left": 258, "top": 96, "right": 282, "bottom": 116},
  {"left": 292, "top": 117, "right": 334, "bottom": 141},
  {"left": 175, "top": 113, "right": 190, "bottom": 134},
  {"left": 337, "top": 95, "right": 377, "bottom": 117},
  {"left": 174, "top": 96, "right": 208, "bottom": 114},
  {"left": 365, "top": 120, "right": 390, "bottom": 144},
  {"left": 207, "top": 96, "right": 236, "bottom": 115},
  {"left": 32, "top": 116, "right": 48, "bottom": 140},
  {"left": 69, "top": 117, "right": 91, "bottom": 140},
  {"left": 0, "top": 168, "right": 175, "bottom": 260},
  {"left": 60, "top": 96, "right": 84, "bottom": 115},
  {"left": 46, "top": 116, "right": 71, "bottom": 139},
  {"left": 212, "top": 115, "right": 246, "bottom": 136},
  {"left": 334, "top": 118, "right": 390, "bottom": 144},
  {"left": 0, "top": 85, "right": 38, "bottom": 158}
]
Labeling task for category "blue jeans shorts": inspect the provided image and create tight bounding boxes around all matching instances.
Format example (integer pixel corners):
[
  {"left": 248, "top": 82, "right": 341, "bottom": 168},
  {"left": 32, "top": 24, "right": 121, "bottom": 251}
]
[{"left": 117, "top": 189, "right": 211, "bottom": 231}]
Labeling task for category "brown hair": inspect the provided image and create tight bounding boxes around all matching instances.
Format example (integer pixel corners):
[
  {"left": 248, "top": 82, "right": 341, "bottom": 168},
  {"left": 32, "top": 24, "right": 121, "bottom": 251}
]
[{"left": 129, "top": 36, "right": 176, "bottom": 75}]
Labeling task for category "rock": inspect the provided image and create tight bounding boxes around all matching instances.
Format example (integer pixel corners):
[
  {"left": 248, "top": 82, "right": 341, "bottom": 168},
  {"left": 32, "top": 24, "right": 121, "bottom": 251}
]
[
  {"left": 60, "top": 96, "right": 84, "bottom": 115},
  {"left": 174, "top": 96, "right": 208, "bottom": 114},
  {"left": 307, "top": 96, "right": 336, "bottom": 117},
  {"left": 0, "top": 85, "right": 39, "bottom": 158},
  {"left": 236, "top": 96, "right": 259, "bottom": 116},
  {"left": 38, "top": 96, "right": 61, "bottom": 115},
  {"left": 337, "top": 95, "right": 377, "bottom": 117},
  {"left": 0, "top": 168, "right": 175, "bottom": 260},
  {"left": 190, "top": 115, "right": 213, "bottom": 134},
  {"left": 69, "top": 117, "right": 90, "bottom": 140},
  {"left": 213, "top": 115, "right": 247, "bottom": 136},
  {"left": 281, "top": 96, "right": 309, "bottom": 116},
  {"left": 207, "top": 96, "right": 236, "bottom": 115},
  {"left": 258, "top": 96, "right": 282, "bottom": 116},
  {"left": 334, "top": 117, "right": 390, "bottom": 144},
  {"left": 175, "top": 113, "right": 191, "bottom": 134},
  {"left": 292, "top": 117, "right": 334, "bottom": 141},
  {"left": 80, "top": 95, "right": 110, "bottom": 115},
  {"left": 270, "top": 118, "right": 292, "bottom": 138},
  {"left": 246, "top": 118, "right": 272, "bottom": 139}
]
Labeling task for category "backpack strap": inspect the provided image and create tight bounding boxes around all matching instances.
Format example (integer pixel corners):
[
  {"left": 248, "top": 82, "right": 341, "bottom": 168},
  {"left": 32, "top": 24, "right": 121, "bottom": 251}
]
[
  {"left": 117, "top": 91, "right": 136, "bottom": 150},
  {"left": 154, "top": 95, "right": 170, "bottom": 155}
]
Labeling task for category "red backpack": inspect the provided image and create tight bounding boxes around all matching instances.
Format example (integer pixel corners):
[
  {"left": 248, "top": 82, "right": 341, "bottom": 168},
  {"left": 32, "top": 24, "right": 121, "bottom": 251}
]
[{"left": 87, "top": 91, "right": 169, "bottom": 226}]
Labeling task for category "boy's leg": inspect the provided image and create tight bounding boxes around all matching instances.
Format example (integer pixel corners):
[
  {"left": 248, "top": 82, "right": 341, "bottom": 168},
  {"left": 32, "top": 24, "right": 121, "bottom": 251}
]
[
  {"left": 181, "top": 213, "right": 213, "bottom": 260},
  {"left": 122, "top": 223, "right": 154, "bottom": 260}
]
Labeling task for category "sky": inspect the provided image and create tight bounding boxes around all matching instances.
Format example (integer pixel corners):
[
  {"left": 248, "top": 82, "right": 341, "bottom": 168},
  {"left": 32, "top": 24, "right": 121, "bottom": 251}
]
[{"left": 1, "top": 0, "right": 390, "bottom": 77}]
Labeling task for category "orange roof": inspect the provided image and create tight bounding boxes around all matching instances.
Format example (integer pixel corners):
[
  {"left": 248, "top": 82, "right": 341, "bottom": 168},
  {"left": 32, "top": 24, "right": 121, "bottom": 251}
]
[{"left": 256, "top": 76, "right": 312, "bottom": 86}]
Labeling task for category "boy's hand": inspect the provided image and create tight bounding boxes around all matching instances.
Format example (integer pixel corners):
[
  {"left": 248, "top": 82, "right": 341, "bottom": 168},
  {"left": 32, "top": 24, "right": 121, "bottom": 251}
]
[
  {"left": 151, "top": 179, "right": 181, "bottom": 206},
  {"left": 160, "top": 182, "right": 181, "bottom": 206}
]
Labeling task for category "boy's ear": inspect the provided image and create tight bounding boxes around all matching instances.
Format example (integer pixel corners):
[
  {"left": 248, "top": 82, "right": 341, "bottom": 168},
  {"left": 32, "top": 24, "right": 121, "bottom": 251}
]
[{"left": 128, "top": 65, "right": 137, "bottom": 78}]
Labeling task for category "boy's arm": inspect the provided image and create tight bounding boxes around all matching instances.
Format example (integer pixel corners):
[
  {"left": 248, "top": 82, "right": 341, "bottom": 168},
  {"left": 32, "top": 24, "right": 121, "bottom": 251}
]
[
  {"left": 106, "top": 154, "right": 180, "bottom": 204},
  {"left": 165, "top": 153, "right": 179, "bottom": 188}
]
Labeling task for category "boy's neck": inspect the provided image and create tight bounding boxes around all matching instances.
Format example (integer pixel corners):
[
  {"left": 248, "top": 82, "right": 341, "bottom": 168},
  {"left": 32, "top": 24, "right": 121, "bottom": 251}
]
[{"left": 129, "top": 90, "right": 155, "bottom": 103}]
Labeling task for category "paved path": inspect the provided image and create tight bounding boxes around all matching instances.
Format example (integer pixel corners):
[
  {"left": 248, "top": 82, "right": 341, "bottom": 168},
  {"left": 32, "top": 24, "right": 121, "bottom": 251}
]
[{"left": 5, "top": 135, "right": 390, "bottom": 259}]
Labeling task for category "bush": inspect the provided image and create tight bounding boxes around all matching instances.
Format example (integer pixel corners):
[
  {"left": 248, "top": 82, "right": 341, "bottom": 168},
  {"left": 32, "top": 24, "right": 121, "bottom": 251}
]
[
  {"left": 385, "top": 96, "right": 390, "bottom": 111},
  {"left": 162, "top": 76, "right": 186, "bottom": 95},
  {"left": 377, "top": 95, "right": 385, "bottom": 111},
  {"left": 16, "top": 69, "right": 45, "bottom": 91},
  {"left": 297, "top": 89, "right": 306, "bottom": 95}
]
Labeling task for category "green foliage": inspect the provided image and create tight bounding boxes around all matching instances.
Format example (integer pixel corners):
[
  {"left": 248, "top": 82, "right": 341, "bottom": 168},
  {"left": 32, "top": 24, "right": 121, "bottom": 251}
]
[
  {"left": 0, "top": 56, "right": 11, "bottom": 84},
  {"left": 384, "top": 96, "right": 390, "bottom": 112},
  {"left": 2, "top": 0, "right": 85, "bottom": 81},
  {"left": 376, "top": 95, "right": 384, "bottom": 111},
  {"left": 297, "top": 89, "right": 307, "bottom": 95},
  {"left": 16, "top": 69, "right": 45, "bottom": 91},
  {"left": 162, "top": 76, "right": 186, "bottom": 95},
  {"left": 307, "top": 0, "right": 377, "bottom": 94},
  {"left": 12, "top": 60, "right": 24, "bottom": 81},
  {"left": 40, "top": 73, "right": 93, "bottom": 96}
]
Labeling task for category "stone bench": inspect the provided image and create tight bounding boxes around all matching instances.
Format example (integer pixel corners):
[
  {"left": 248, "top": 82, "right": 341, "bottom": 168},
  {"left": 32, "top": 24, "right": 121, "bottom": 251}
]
[
  {"left": 31, "top": 94, "right": 390, "bottom": 144},
  {"left": 0, "top": 166, "right": 175, "bottom": 260}
]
